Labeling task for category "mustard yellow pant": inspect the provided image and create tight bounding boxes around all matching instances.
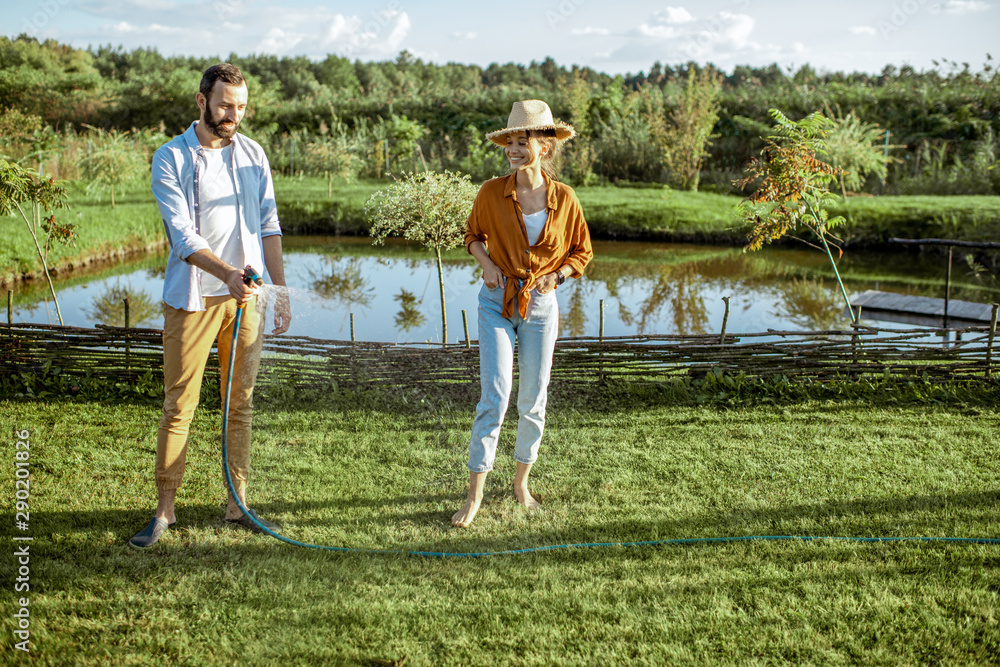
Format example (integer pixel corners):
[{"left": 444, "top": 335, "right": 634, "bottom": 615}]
[{"left": 156, "top": 295, "right": 262, "bottom": 501}]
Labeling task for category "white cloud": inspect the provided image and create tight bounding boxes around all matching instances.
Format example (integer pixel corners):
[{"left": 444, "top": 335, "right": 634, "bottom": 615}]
[
  {"left": 942, "top": 0, "right": 991, "bottom": 13},
  {"left": 450, "top": 31, "right": 477, "bottom": 41},
  {"left": 79, "top": 0, "right": 181, "bottom": 14},
  {"left": 657, "top": 7, "right": 695, "bottom": 24},
  {"left": 256, "top": 10, "right": 412, "bottom": 59},
  {"left": 849, "top": 26, "right": 878, "bottom": 36},
  {"left": 107, "top": 20, "right": 189, "bottom": 36},
  {"left": 571, "top": 27, "right": 611, "bottom": 36},
  {"left": 636, "top": 24, "right": 680, "bottom": 39},
  {"left": 605, "top": 8, "right": 820, "bottom": 69},
  {"left": 716, "top": 12, "right": 755, "bottom": 50},
  {"left": 75, "top": 4, "right": 413, "bottom": 60}
]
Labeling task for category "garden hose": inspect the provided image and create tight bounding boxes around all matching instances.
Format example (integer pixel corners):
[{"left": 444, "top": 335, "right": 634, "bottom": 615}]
[{"left": 219, "top": 270, "right": 1000, "bottom": 557}]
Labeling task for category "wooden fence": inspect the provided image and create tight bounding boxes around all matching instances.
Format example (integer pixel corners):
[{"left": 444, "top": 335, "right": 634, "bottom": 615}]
[{"left": 2, "top": 319, "right": 998, "bottom": 396}]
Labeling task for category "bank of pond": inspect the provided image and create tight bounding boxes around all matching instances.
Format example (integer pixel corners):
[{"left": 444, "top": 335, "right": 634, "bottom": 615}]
[
  {"left": 2, "top": 178, "right": 999, "bottom": 289},
  {"left": 9, "top": 237, "right": 996, "bottom": 344}
]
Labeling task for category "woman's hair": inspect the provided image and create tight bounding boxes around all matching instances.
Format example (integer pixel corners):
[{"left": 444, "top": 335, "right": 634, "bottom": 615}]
[{"left": 521, "top": 128, "right": 562, "bottom": 179}]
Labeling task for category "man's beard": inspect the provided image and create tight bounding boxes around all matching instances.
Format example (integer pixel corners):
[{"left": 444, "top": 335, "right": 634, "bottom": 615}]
[{"left": 204, "top": 107, "right": 239, "bottom": 140}]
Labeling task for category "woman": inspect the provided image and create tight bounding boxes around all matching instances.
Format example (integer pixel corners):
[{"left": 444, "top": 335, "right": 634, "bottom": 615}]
[{"left": 453, "top": 100, "right": 593, "bottom": 528}]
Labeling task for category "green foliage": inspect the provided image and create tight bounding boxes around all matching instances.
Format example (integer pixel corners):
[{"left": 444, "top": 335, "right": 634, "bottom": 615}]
[
  {"left": 0, "top": 158, "right": 73, "bottom": 322},
  {"left": 458, "top": 124, "right": 507, "bottom": 182},
  {"left": 735, "top": 109, "right": 856, "bottom": 319},
  {"left": 366, "top": 170, "right": 477, "bottom": 252},
  {"left": 77, "top": 127, "right": 149, "bottom": 208},
  {"left": 819, "top": 111, "right": 896, "bottom": 195},
  {"left": 378, "top": 114, "right": 428, "bottom": 174},
  {"left": 736, "top": 109, "right": 845, "bottom": 251},
  {"left": 366, "top": 170, "right": 478, "bottom": 344},
  {"left": 560, "top": 74, "right": 599, "bottom": 185},
  {"left": 662, "top": 68, "right": 723, "bottom": 191}
]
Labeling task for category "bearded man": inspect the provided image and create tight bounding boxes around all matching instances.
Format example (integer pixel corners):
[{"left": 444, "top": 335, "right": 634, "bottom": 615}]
[{"left": 130, "top": 63, "right": 291, "bottom": 548}]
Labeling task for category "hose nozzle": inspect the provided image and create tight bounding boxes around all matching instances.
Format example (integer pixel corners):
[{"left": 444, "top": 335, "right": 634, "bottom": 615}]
[{"left": 243, "top": 265, "right": 263, "bottom": 288}]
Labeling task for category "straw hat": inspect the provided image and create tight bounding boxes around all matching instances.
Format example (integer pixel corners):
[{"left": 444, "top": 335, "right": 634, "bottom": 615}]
[{"left": 485, "top": 100, "right": 576, "bottom": 146}]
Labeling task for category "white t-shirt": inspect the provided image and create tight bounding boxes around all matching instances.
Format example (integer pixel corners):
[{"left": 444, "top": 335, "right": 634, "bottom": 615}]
[
  {"left": 198, "top": 144, "right": 243, "bottom": 297},
  {"left": 522, "top": 209, "right": 548, "bottom": 246}
]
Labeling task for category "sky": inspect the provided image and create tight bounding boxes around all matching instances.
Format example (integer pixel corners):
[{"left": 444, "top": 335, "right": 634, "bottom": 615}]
[{"left": 3, "top": 0, "right": 997, "bottom": 76}]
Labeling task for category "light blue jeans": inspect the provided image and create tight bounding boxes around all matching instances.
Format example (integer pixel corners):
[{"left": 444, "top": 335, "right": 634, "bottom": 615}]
[{"left": 468, "top": 279, "right": 559, "bottom": 473}]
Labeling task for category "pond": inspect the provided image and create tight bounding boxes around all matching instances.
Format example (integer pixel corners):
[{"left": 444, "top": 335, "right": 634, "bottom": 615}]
[{"left": 9, "top": 237, "right": 995, "bottom": 343}]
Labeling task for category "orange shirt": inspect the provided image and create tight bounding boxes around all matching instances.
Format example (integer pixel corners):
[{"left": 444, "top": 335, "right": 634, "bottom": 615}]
[{"left": 464, "top": 171, "right": 594, "bottom": 318}]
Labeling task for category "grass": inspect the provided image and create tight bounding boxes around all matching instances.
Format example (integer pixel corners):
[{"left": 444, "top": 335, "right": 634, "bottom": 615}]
[
  {"left": 0, "top": 183, "right": 163, "bottom": 286},
  {"left": 1, "top": 386, "right": 998, "bottom": 665}
]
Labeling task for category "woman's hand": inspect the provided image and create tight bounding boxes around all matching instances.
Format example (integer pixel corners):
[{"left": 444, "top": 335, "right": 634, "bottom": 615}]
[
  {"left": 481, "top": 261, "right": 505, "bottom": 289},
  {"left": 534, "top": 270, "right": 562, "bottom": 295}
]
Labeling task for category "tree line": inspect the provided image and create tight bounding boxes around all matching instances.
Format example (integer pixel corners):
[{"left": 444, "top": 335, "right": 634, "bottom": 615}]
[{"left": 1, "top": 35, "right": 998, "bottom": 195}]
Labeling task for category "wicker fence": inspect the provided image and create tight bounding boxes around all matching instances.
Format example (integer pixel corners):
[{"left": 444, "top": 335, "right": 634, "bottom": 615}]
[{"left": 2, "top": 320, "right": 998, "bottom": 397}]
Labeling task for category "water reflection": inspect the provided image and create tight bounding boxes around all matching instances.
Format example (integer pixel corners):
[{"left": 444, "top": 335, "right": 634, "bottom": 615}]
[
  {"left": 308, "top": 255, "right": 374, "bottom": 310},
  {"left": 394, "top": 288, "right": 427, "bottom": 331},
  {"left": 773, "top": 277, "right": 847, "bottom": 330},
  {"left": 14, "top": 237, "right": 993, "bottom": 342},
  {"left": 616, "top": 264, "right": 710, "bottom": 334},
  {"left": 88, "top": 283, "right": 159, "bottom": 327}
]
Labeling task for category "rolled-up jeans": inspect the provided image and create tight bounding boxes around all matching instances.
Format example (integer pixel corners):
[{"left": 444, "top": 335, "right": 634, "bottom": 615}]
[
  {"left": 156, "top": 295, "right": 262, "bottom": 501},
  {"left": 468, "top": 279, "right": 559, "bottom": 473}
]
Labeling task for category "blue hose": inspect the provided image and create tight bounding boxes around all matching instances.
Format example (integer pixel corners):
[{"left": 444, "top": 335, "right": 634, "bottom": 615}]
[{"left": 221, "top": 306, "right": 1000, "bottom": 557}]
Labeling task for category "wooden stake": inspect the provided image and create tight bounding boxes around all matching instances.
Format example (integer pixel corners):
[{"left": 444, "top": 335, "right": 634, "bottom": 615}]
[
  {"left": 123, "top": 297, "right": 131, "bottom": 376},
  {"left": 462, "top": 309, "right": 470, "bottom": 349},
  {"left": 7, "top": 290, "right": 11, "bottom": 325},
  {"left": 944, "top": 245, "right": 953, "bottom": 328},
  {"left": 350, "top": 312, "right": 356, "bottom": 342},
  {"left": 987, "top": 303, "right": 998, "bottom": 378},
  {"left": 720, "top": 296, "right": 731, "bottom": 344},
  {"left": 599, "top": 299, "right": 605, "bottom": 342}
]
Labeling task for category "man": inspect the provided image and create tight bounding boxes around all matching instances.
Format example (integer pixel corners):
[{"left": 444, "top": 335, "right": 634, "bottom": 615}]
[{"left": 130, "top": 63, "right": 292, "bottom": 548}]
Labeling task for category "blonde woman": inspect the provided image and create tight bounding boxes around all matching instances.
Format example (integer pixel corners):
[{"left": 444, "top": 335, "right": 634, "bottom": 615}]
[{"left": 453, "top": 100, "right": 593, "bottom": 528}]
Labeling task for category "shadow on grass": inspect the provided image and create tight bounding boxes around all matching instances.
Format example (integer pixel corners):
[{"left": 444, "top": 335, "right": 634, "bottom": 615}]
[{"left": 6, "top": 489, "right": 997, "bottom": 564}]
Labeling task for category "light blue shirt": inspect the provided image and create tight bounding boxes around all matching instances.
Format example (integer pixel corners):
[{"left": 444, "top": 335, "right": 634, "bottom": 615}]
[{"left": 151, "top": 121, "right": 282, "bottom": 311}]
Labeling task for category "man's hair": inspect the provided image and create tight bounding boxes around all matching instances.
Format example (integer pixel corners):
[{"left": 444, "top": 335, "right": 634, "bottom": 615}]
[{"left": 200, "top": 63, "right": 246, "bottom": 101}]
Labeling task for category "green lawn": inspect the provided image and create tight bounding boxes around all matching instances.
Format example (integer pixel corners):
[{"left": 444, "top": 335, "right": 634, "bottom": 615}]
[
  {"left": 0, "top": 182, "right": 164, "bottom": 286},
  {"left": 1, "top": 389, "right": 997, "bottom": 664}
]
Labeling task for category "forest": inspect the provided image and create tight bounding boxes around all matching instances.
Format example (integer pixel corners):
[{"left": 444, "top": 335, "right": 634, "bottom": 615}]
[{"left": 1, "top": 34, "right": 999, "bottom": 196}]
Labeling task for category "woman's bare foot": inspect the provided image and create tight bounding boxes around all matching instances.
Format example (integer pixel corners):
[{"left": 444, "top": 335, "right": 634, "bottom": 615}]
[
  {"left": 452, "top": 471, "right": 488, "bottom": 528},
  {"left": 513, "top": 461, "right": 540, "bottom": 510},
  {"left": 451, "top": 494, "right": 483, "bottom": 527},
  {"left": 513, "top": 486, "right": 540, "bottom": 510}
]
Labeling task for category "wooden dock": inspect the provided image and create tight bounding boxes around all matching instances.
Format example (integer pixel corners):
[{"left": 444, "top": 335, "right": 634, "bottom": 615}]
[{"left": 850, "top": 289, "right": 997, "bottom": 327}]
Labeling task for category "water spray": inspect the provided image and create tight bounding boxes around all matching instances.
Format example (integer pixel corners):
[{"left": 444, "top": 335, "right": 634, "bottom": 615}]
[{"left": 218, "top": 267, "right": 1000, "bottom": 556}]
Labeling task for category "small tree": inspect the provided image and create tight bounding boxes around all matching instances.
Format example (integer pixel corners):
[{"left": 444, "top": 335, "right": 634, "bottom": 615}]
[
  {"left": 366, "top": 171, "right": 478, "bottom": 346},
  {"left": 662, "top": 67, "right": 722, "bottom": 191},
  {"left": 734, "top": 109, "right": 856, "bottom": 323},
  {"left": 0, "top": 159, "right": 74, "bottom": 324},
  {"left": 78, "top": 127, "right": 147, "bottom": 209}
]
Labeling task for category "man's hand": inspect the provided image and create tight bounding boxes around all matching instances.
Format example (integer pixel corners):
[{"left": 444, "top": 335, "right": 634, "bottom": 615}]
[
  {"left": 272, "top": 286, "right": 292, "bottom": 334},
  {"left": 226, "top": 268, "right": 255, "bottom": 304}
]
